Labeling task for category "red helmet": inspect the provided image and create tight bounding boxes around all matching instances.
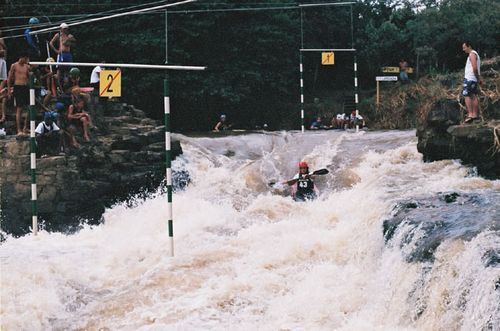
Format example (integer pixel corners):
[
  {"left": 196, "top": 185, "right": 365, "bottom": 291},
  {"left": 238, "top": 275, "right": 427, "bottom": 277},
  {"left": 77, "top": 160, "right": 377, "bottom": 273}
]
[{"left": 299, "top": 161, "right": 308, "bottom": 169}]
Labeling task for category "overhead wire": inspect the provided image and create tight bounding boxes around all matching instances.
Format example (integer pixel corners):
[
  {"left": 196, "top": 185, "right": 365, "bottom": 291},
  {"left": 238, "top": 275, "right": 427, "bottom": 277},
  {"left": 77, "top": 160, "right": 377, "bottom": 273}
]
[
  {"left": 1, "top": 0, "right": 173, "bottom": 37},
  {"left": 30, "top": 0, "right": 197, "bottom": 35},
  {"left": 2, "top": 1, "right": 354, "bottom": 40}
]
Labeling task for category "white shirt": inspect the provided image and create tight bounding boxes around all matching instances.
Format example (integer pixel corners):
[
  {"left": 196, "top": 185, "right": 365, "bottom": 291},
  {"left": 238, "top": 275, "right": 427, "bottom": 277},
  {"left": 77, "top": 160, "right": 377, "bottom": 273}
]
[
  {"left": 90, "top": 65, "right": 101, "bottom": 84},
  {"left": 464, "top": 50, "right": 480, "bottom": 81},
  {"left": 35, "top": 121, "right": 60, "bottom": 135}
]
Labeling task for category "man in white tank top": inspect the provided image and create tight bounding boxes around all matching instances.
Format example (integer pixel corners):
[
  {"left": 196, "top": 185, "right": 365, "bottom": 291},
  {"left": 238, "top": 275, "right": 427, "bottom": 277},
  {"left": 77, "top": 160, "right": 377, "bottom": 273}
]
[{"left": 461, "top": 41, "right": 481, "bottom": 123}]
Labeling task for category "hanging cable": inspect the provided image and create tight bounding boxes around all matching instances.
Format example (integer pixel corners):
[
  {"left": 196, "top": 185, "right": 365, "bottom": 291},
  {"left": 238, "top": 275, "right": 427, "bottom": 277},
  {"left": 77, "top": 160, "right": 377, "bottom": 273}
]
[{"left": 1, "top": 0, "right": 174, "bottom": 38}]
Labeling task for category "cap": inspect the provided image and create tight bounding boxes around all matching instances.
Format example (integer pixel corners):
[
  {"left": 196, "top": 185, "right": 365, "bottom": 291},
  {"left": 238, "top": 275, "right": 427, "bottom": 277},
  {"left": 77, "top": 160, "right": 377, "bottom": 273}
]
[
  {"left": 29, "top": 17, "right": 40, "bottom": 25},
  {"left": 60, "top": 23, "right": 69, "bottom": 29},
  {"left": 54, "top": 102, "right": 65, "bottom": 111},
  {"left": 44, "top": 112, "right": 55, "bottom": 121},
  {"left": 69, "top": 67, "right": 80, "bottom": 76}
]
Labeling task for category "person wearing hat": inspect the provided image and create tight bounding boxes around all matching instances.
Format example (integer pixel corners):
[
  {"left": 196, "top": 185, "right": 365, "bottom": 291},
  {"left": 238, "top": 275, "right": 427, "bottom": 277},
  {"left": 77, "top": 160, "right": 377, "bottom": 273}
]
[
  {"left": 35, "top": 111, "right": 63, "bottom": 156},
  {"left": 213, "top": 114, "right": 232, "bottom": 132},
  {"left": 50, "top": 23, "right": 76, "bottom": 85},
  {"left": 289, "top": 161, "right": 319, "bottom": 201},
  {"left": 24, "top": 17, "right": 41, "bottom": 60},
  {"left": 40, "top": 58, "right": 57, "bottom": 105}
]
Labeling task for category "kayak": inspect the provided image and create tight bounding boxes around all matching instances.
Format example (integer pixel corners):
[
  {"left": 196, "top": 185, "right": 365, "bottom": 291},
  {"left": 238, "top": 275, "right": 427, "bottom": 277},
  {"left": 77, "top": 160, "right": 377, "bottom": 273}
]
[{"left": 291, "top": 185, "right": 318, "bottom": 202}]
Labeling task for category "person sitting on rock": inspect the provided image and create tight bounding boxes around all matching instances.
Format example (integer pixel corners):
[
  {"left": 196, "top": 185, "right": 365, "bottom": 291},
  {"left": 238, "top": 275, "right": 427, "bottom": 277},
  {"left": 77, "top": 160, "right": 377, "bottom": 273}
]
[
  {"left": 35, "top": 111, "right": 63, "bottom": 156},
  {"left": 349, "top": 110, "right": 365, "bottom": 129},
  {"left": 310, "top": 116, "right": 327, "bottom": 130},
  {"left": 332, "top": 113, "right": 348, "bottom": 129},
  {"left": 67, "top": 97, "right": 91, "bottom": 146}
]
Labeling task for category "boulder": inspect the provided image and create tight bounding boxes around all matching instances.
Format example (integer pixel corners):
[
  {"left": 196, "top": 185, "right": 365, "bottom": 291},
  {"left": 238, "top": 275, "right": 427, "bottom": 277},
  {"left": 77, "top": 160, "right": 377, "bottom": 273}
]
[{"left": 0, "top": 99, "right": 185, "bottom": 236}]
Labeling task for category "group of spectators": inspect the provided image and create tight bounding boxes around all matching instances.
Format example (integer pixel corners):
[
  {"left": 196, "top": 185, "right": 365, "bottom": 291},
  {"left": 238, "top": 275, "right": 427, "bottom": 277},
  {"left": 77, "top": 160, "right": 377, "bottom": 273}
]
[
  {"left": 0, "top": 19, "right": 95, "bottom": 157},
  {"left": 310, "top": 110, "right": 365, "bottom": 130}
]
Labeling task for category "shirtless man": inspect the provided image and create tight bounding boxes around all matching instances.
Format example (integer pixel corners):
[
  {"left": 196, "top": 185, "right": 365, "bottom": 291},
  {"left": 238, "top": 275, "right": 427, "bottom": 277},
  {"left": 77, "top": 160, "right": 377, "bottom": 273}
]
[
  {"left": 49, "top": 23, "right": 75, "bottom": 84},
  {"left": 7, "top": 53, "right": 31, "bottom": 135}
]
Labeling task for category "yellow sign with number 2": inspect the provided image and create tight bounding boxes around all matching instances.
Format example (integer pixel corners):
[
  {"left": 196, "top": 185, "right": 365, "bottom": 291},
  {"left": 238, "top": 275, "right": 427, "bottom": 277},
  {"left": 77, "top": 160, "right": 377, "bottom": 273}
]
[{"left": 99, "top": 70, "right": 121, "bottom": 97}]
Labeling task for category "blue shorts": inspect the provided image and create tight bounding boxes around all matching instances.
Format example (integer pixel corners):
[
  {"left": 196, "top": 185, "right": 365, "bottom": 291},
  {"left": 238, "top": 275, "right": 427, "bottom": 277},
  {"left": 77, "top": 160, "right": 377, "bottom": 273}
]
[
  {"left": 57, "top": 52, "right": 73, "bottom": 69},
  {"left": 462, "top": 79, "right": 478, "bottom": 97},
  {"left": 57, "top": 52, "right": 73, "bottom": 62}
]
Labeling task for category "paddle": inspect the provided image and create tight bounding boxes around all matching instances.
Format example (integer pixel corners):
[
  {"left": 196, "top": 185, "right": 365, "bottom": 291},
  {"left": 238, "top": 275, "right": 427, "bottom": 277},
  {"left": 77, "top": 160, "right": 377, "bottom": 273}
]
[{"left": 268, "top": 168, "right": 329, "bottom": 187}]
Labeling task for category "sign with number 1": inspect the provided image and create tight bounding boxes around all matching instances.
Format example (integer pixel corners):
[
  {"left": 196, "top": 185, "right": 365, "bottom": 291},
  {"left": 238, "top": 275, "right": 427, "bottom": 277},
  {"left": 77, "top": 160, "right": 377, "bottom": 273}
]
[{"left": 99, "top": 70, "right": 121, "bottom": 97}]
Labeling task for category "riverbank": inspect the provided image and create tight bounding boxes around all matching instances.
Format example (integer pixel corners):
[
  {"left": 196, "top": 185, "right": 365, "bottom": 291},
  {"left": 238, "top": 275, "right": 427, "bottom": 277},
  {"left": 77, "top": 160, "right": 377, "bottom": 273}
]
[{"left": 0, "top": 98, "right": 181, "bottom": 236}]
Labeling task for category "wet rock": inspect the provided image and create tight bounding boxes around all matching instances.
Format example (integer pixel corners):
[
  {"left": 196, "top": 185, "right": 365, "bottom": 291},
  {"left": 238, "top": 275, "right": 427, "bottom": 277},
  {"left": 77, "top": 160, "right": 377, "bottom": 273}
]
[
  {"left": 417, "top": 101, "right": 500, "bottom": 178},
  {"left": 0, "top": 99, "right": 184, "bottom": 236},
  {"left": 383, "top": 192, "right": 500, "bottom": 263}
]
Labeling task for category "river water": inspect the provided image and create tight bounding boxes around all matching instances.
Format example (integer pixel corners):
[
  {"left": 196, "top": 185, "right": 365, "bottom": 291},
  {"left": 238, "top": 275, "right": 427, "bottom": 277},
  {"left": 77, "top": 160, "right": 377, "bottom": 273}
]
[{"left": 1, "top": 130, "right": 499, "bottom": 330}]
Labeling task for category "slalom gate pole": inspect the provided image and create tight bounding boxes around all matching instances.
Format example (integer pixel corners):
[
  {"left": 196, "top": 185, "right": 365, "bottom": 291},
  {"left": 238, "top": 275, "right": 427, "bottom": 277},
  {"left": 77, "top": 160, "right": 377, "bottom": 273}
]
[
  {"left": 164, "top": 78, "right": 174, "bottom": 257},
  {"left": 354, "top": 54, "right": 359, "bottom": 133},
  {"left": 29, "top": 73, "right": 38, "bottom": 235},
  {"left": 300, "top": 53, "right": 305, "bottom": 133}
]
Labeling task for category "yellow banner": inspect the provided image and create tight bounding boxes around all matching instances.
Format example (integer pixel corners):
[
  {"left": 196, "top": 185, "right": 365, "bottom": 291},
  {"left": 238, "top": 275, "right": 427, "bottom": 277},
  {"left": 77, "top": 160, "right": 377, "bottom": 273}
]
[
  {"left": 99, "top": 70, "right": 121, "bottom": 97},
  {"left": 381, "top": 66, "right": 414, "bottom": 73}
]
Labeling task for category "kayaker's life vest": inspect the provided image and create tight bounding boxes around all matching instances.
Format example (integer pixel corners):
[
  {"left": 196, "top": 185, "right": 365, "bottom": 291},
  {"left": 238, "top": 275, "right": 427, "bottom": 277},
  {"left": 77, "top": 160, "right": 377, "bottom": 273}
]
[{"left": 296, "top": 175, "right": 314, "bottom": 194}]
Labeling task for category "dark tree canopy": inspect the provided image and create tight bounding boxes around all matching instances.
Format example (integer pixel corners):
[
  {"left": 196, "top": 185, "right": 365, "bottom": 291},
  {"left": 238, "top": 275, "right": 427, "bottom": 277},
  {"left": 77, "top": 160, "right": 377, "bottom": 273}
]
[{"left": 1, "top": 0, "right": 498, "bottom": 130}]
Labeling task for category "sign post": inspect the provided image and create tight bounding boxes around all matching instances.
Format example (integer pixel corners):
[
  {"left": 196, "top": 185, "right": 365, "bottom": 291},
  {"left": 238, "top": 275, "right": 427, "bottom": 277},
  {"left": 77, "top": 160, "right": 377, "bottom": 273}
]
[{"left": 375, "top": 76, "right": 398, "bottom": 107}]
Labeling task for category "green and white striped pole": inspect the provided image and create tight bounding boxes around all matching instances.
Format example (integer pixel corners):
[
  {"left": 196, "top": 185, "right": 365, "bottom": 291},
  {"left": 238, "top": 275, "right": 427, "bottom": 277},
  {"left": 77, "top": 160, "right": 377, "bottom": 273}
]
[
  {"left": 29, "top": 73, "right": 38, "bottom": 235},
  {"left": 164, "top": 78, "right": 174, "bottom": 256},
  {"left": 354, "top": 54, "right": 359, "bottom": 133}
]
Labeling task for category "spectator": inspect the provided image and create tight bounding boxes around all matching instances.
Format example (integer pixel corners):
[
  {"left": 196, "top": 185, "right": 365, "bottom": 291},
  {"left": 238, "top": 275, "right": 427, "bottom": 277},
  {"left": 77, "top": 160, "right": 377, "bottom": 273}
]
[
  {"left": 214, "top": 114, "right": 232, "bottom": 131},
  {"left": 50, "top": 23, "right": 76, "bottom": 85},
  {"left": 39, "top": 58, "right": 57, "bottom": 105},
  {"left": 7, "top": 53, "right": 30, "bottom": 135},
  {"left": 349, "top": 110, "right": 365, "bottom": 129},
  {"left": 331, "top": 113, "right": 347, "bottom": 129},
  {"left": 310, "top": 116, "right": 326, "bottom": 130},
  {"left": 399, "top": 59, "right": 409, "bottom": 82},
  {"left": 0, "top": 30, "right": 7, "bottom": 91},
  {"left": 90, "top": 61, "right": 105, "bottom": 91},
  {"left": 0, "top": 30, "right": 6, "bottom": 125},
  {"left": 0, "top": 86, "right": 7, "bottom": 125},
  {"left": 24, "top": 17, "right": 41, "bottom": 61},
  {"left": 462, "top": 41, "right": 481, "bottom": 123},
  {"left": 35, "top": 112, "right": 62, "bottom": 156},
  {"left": 67, "top": 97, "right": 91, "bottom": 146},
  {"left": 62, "top": 67, "right": 80, "bottom": 94},
  {"left": 51, "top": 101, "right": 65, "bottom": 126}
]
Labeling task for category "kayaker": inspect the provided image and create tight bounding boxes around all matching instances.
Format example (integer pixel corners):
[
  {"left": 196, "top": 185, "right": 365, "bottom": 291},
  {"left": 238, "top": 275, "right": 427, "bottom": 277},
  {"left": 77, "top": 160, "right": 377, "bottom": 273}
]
[{"left": 290, "top": 161, "right": 318, "bottom": 201}]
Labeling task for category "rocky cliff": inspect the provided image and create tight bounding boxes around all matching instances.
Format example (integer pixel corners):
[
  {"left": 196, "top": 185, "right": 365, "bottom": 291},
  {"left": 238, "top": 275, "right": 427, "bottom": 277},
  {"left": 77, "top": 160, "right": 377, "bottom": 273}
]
[
  {"left": 0, "top": 98, "right": 182, "bottom": 236},
  {"left": 416, "top": 56, "right": 499, "bottom": 179},
  {"left": 417, "top": 100, "right": 500, "bottom": 178}
]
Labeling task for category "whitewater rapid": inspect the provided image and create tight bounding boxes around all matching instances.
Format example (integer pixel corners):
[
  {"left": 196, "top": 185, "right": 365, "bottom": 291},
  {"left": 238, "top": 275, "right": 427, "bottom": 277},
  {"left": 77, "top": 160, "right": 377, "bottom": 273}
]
[{"left": 1, "top": 130, "right": 499, "bottom": 330}]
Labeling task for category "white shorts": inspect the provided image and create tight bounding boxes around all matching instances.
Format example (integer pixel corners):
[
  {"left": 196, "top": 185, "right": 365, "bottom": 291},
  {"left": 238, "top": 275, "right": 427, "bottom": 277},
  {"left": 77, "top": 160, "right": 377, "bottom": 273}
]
[{"left": 0, "top": 58, "right": 7, "bottom": 81}]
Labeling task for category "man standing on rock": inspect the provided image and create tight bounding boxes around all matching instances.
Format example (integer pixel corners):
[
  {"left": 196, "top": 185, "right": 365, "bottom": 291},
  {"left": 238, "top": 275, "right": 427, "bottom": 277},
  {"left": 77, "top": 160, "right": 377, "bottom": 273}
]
[
  {"left": 7, "top": 53, "right": 30, "bottom": 135},
  {"left": 462, "top": 41, "right": 481, "bottom": 123}
]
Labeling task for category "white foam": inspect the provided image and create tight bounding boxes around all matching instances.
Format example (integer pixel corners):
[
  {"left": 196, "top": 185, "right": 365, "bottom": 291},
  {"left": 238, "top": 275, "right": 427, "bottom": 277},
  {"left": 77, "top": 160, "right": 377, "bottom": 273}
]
[{"left": 1, "top": 130, "right": 498, "bottom": 330}]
